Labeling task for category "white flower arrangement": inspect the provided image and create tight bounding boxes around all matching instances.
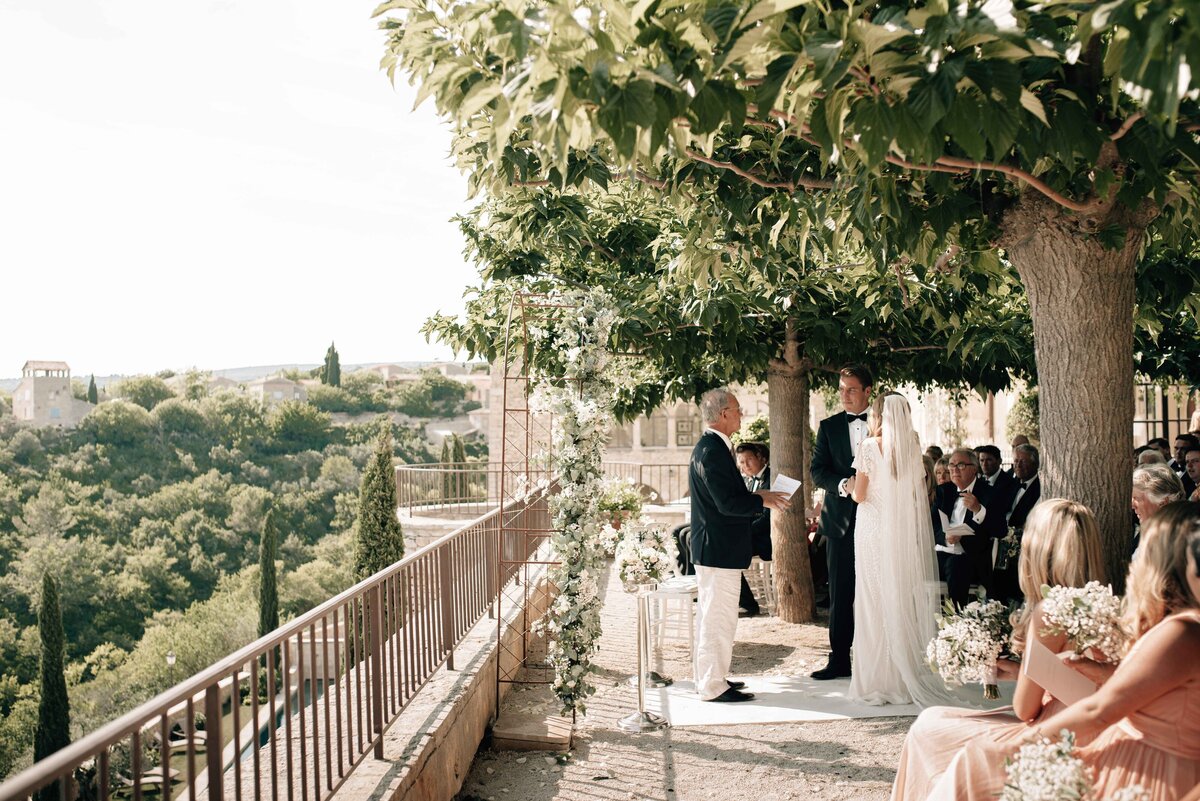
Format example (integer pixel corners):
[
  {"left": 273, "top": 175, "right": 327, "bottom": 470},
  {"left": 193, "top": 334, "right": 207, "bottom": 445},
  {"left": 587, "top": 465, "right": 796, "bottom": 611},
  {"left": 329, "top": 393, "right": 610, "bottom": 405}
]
[
  {"left": 927, "top": 599, "right": 1012, "bottom": 698},
  {"left": 1000, "top": 730, "right": 1150, "bottom": 801},
  {"left": 1000, "top": 730, "right": 1092, "bottom": 801},
  {"left": 526, "top": 287, "right": 629, "bottom": 716},
  {"left": 614, "top": 517, "right": 677, "bottom": 591},
  {"left": 597, "top": 522, "right": 623, "bottom": 557},
  {"left": 1040, "top": 581, "right": 1128, "bottom": 663}
]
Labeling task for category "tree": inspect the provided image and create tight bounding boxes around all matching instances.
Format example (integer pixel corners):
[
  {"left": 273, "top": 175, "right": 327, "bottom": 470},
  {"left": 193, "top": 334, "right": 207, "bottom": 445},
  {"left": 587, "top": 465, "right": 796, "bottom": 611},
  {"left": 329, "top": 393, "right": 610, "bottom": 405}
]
[
  {"left": 86, "top": 376, "right": 98, "bottom": 406},
  {"left": 425, "top": 186, "right": 1032, "bottom": 622},
  {"left": 267, "top": 401, "right": 332, "bottom": 452},
  {"left": 354, "top": 433, "right": 404, "bottom": 580},
  {"left": 34, "top": 573, "right": 69, "bottom": 801},
  {"left": 439, "top": 439, "right": 451, "bottom": 499},
  {"left": 451, "top": 434, "right": 467, "bottom": 499},
  {"left": 113, "top": 376, "right": 174, "bottom": 411},
  {"left": 258, "top": 509, "right": 279, "bottom": 639},
  {"left": 321, "top": 343, "right": 341, "bottom": 388},
  {"left": 381, "top": 0, "right": 1200, "bottom": 583}
]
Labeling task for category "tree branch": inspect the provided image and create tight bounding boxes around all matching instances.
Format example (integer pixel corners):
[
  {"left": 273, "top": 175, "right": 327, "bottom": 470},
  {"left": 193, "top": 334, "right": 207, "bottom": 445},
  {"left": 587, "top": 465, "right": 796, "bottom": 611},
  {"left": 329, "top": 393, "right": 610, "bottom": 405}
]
[
  {"left": 685, "top": 148, "right": 834, "bottom": 191},
  {"left": 1110, "top": 113, "right": 1144, "bottom": 142},
  {"left": 933, "top": 156, "right": 1099, "bottom": 213}
]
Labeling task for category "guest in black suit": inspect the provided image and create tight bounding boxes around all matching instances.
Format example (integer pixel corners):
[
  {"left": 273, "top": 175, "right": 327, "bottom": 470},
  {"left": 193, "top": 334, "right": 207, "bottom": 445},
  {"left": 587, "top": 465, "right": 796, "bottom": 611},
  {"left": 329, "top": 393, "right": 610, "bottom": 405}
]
[
  {"left": 1169, "top": 434, "right": 1199, "bottom": 475},
  {"left": 689, "top": 389, "right": 790, "bottom": 702},
  {"left": 975, "top": 444, "right": 1018, "bottom": 509},
  {"left": 809, "top": 364, "right": 873, "bottom": 680},
  {"left": 990, "top": 443, "right": 1042, "bottom": 604},
  {"left": 735, "top": 442, "right": 772, "bottom": 616},
  {"left": 1182, "top": 446, "right": 1200, "bottom": 499},
  {"left": 936, "top": 448, "right": 1006, "bottom": 608}
]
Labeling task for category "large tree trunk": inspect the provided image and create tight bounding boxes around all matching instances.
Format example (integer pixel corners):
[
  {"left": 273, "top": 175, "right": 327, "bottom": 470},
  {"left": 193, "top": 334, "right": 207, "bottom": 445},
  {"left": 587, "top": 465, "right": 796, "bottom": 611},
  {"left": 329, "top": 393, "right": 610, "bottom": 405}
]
[
  {"left": 1000, "top": 190, "right": 1150, "bottom": 591},
  {"left": 768, "top": 321, "right": 816, "bottom": 623}
]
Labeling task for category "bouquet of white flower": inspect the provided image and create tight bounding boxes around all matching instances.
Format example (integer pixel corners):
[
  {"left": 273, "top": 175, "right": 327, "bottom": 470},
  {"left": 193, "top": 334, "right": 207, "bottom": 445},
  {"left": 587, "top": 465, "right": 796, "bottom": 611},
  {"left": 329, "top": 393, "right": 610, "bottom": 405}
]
[
  {"left": 615, "top": 518, "right": 677, "bottom": 591},
  {"left": 1001, "top": 729, "right": 1149, "bottom": 801},
  {"left": 1040, "top": 581, "right": 1128, "bottom": 663},
  {"left": 597, "top": 522, "right": 622, "bottom": 557},
  {"left": 927, "top": 599, "right": 1011, "bottom": 699},
  {"left": 1000, "top": 730, "right": 1092, "bottom": 801}
]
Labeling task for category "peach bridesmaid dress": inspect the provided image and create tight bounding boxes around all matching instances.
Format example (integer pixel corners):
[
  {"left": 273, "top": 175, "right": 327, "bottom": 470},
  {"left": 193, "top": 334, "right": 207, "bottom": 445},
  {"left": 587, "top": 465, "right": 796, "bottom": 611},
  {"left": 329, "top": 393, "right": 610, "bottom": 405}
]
[{"left": 927, "top": 611, "right": 1200, "bottom": 801}]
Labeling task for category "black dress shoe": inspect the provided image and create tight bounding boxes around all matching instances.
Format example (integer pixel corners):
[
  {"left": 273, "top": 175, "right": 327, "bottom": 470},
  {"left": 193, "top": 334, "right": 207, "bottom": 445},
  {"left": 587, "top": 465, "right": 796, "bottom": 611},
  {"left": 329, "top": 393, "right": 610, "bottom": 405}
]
[
  {"left": 810, "top": 664, "right": 852, "bottom": 681},
  {"left": 727, "top": 679, "right": 746, "bottom": 689},
  {"left": 707, "top": 687, "right": 755, "bottom": 702}
]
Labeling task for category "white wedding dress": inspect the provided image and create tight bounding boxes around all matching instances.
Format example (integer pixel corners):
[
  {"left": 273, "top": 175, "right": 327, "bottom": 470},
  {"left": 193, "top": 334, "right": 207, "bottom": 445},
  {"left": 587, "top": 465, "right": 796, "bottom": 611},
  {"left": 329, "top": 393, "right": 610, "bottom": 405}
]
[{"left": 847, "top": 396, "right": 959, "bottom": 707}]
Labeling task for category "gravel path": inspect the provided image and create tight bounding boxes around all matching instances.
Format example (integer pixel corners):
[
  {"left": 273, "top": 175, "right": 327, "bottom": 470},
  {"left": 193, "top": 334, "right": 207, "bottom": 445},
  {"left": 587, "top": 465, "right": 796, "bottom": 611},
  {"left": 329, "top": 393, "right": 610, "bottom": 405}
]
[{"left": 456, "top": 562, "right": 911, "bottom": 801}]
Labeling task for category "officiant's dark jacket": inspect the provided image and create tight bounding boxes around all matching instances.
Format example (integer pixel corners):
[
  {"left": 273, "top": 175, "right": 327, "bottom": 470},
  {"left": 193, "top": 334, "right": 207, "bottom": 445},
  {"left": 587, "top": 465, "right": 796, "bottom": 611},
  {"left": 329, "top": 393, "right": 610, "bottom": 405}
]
[
  {"left": 935, "top": 477, "right": 1006, "bottom": 582},
  {"left": 689, "top": 431, "right": 765, "bottom": 570}
]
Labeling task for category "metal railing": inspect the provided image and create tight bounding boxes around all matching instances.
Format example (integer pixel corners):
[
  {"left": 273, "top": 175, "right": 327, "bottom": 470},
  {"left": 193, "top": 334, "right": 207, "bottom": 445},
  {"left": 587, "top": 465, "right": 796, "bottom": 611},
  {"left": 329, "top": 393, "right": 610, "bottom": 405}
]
[
  {"left": 393, "top": 462, "right": 502, "bottom": 517},
  {"left": 601, "top": 462, "right": 690, "bottom": 504},
  {"left": 0, "top": 490, "right": 550, "bottom": 801}
]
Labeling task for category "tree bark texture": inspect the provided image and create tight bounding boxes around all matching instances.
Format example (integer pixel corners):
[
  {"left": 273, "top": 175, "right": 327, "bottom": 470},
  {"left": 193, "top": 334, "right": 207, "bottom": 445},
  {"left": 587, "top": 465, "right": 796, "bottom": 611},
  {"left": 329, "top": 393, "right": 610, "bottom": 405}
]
[
  {"left": 1000, "top": 191, "right": 1147, "bottom": 590},
  {"left": 768, "top": 362, "right": 817, "bottom": 623}
]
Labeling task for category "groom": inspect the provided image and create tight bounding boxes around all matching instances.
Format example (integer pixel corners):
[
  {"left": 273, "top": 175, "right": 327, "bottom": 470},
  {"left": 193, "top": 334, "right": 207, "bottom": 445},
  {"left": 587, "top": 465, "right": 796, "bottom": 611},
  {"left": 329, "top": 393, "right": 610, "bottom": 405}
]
[{"left": 809, "top": 364, "right": 873, "bottom": 680}]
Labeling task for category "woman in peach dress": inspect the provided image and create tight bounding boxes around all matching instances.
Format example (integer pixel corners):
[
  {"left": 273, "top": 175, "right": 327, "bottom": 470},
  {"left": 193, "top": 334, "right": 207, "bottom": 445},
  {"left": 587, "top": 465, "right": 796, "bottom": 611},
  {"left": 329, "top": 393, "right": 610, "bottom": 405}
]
[
  {"left": 927, "top": 500, "right": 1200, "bottom": 801},
  {"left": 890, "top": 499, "right": 1107, "bottom": 801}
]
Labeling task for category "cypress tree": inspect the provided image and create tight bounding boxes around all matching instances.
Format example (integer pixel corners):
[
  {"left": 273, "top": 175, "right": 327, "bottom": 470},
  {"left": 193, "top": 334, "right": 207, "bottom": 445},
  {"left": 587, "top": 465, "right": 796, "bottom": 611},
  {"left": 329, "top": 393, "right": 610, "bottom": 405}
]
[
  {"left": 321, "top": 343, "right": 341, "bottom": 388},
  {"left": 440, "top": 439, "right": 452, "bottom": 499},
  {"left": 354, "top": 432, "right": 404, "bottom": 580},
  {"left": 34, "top": 573, "right": 70, "bottom": 801},
  {"left": 258, "top": 508, "right": 279, "bottom": 638},
  {"left": 86, "top": 375, "right": 98, "bottom": 405},
  {"left": 452, "top": 434, "right": 467, "bottom": 499}
]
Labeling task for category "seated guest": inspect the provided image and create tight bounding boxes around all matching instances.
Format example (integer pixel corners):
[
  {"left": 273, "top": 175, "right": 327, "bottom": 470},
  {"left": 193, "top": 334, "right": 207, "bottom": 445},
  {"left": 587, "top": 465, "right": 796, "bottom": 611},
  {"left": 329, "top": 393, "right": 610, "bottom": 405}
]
[
  {"left": 1005, "top": 434, "right": 1030, "bottom": 478},
  {"left": 1139, "top": 447, "right": 1167, "bottom": 466},
  {"left": 936, "top": 449, "right": 1006, "bottom": 608},
  {"left": 991, "top": 443, "right": 1041, "bottom": 604},
  {"left": 1132, "top": 464, "right": 1186, "bottom": 554},
  {"left": 1148, "top": 436, "right": 1173, "bottom": 463},
  {"left": 1183, "top": 445, "right": 1200, "bottom": 499},
  {"left": 974, "top": 445, "right": 1018, "bottom": 508},
  {"left": 1171, "top": 433, "right": 1200, "bottom": 475},
  {"left": 892, "top": 499, "right": 1107, "bottom": 801},
  {"left": 926, "top": 445, "right": 944, "bottom": 462},
  {"left": 934, "top": 457, "right": 952, "bottom": 486},
  {"left": 926, "top": 501, "right": 1200, "bottom": 801},
  {"left": 924, "top": 456, "right": 948, "bottom": 579},
  {"left": 734, "top": 442, "right": 772, "bottom": 617}
]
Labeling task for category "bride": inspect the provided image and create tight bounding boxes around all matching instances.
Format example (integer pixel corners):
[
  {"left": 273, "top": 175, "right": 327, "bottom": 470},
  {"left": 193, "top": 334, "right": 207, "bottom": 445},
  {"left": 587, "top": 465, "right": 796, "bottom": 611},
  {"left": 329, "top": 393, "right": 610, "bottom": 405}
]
[{"left": 848, "top": 392, "right": 958, "bottom": 706}]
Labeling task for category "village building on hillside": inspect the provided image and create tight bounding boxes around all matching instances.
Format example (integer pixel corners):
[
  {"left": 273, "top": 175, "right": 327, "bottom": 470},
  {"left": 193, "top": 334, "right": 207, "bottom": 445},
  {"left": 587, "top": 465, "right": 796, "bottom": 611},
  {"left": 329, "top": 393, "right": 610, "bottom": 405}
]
[
  {"left": 245, "top": 375, "right": 308, "bottom": 407},
  {"left": 11, "top": 360, "right": 94, "bottom": 428}
]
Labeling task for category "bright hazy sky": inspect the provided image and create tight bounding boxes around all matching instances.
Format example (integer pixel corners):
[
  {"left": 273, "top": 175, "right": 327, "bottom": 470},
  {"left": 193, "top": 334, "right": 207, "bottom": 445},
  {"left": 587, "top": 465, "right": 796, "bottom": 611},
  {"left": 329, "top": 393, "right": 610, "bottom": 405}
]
[{"left": 0, "top": 1, "right": 480, "bottom": 378}]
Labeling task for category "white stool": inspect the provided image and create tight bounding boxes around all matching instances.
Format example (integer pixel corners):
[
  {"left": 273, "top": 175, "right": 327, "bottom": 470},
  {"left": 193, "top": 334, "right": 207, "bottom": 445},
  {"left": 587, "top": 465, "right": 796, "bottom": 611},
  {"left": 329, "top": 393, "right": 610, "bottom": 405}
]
[{"left": 647, "top": 575, "right": 697, "bottom": 672}]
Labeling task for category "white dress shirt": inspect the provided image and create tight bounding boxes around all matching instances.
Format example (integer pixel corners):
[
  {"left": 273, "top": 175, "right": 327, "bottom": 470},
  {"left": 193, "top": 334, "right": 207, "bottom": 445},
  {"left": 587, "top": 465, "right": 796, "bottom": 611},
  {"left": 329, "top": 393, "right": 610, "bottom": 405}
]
[
  {"left": 952, "top": 477, "right": 987, "bottom": 524},
  {"left": 839, "top": 412, "right": 869, "bottom": 497}
]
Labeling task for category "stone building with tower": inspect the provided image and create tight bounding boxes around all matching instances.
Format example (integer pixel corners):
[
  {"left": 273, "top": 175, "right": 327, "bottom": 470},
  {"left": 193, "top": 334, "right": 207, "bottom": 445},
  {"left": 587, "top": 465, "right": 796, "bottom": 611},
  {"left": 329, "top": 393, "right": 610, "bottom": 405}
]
[{"left": 11, "top": 360, "right": 94, "bottom": 428}]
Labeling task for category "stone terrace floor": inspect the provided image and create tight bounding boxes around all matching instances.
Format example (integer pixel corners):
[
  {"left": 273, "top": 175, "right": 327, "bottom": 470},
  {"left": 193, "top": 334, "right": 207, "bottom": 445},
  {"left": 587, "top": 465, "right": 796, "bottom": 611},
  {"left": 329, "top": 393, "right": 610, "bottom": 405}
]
[{"left": 455, "top": 561, "right": 912, "bottom": 801}]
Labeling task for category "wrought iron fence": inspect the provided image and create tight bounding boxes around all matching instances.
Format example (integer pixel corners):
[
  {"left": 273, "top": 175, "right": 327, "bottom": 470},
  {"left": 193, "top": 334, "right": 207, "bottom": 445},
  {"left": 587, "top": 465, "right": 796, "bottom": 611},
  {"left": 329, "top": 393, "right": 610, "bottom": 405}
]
[
  {"left": 601, "top": 462, "right": 690, "bottom": 504},
  {"left": 393, "top": 462, "right": 503, "bottom": 517},
  {"left": 0, "top": 490, "right": 550, "bottom": 801}
]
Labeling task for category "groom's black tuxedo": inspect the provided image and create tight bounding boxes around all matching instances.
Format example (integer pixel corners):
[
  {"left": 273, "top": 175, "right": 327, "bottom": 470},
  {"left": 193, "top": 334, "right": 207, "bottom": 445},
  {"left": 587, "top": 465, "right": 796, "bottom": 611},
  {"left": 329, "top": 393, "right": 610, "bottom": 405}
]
[
  {"left": 936, "top": 478, "right": 1005, "bottom": 608},
  {"left": 688, "top": 431, "right": 766, "bottom": 570},
  {"left": 811, "top": 411, "right": 860, "bottom": 670}
]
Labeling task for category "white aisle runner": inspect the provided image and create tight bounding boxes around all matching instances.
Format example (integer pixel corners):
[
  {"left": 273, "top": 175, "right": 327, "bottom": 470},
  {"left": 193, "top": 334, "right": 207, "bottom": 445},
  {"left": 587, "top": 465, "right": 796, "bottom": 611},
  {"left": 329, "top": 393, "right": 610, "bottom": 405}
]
[{"left": 645, "top": 675, "right": 1015, "bottom": 726}]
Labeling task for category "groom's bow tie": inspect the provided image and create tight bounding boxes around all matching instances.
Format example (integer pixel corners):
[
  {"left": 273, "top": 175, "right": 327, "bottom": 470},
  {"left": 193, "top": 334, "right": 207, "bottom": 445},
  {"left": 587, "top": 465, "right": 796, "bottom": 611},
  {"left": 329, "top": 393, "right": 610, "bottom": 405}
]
[{"left": 847, "top": 412, "right": 868, "bottom": 422}]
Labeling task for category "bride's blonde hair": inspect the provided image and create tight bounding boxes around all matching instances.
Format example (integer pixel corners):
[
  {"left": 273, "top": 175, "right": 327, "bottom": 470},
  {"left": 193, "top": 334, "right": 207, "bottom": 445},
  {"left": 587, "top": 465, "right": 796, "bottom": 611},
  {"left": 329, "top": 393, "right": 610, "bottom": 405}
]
[
  {"left": 866, "top": 390, "right": 898, "bottom": 439},
  {"left": 1123, "top": 501, "right": 1200, "bottom": 646},
  {"left": 1009, "top": 499, "right": 1105, "bottom": 654}
]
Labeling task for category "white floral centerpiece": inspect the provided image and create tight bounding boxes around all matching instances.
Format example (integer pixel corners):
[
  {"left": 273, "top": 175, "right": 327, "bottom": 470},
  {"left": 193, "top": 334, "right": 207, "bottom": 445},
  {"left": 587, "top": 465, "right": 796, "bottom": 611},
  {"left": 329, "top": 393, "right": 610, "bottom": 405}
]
[
  {"left": 597, "top": 476, "right": 644, "bottom": 528},
  {"left": 614, "top": 516, "right": 677, "bottom": 591},
  {"left": 927, "top": 599, "right": 1012, "bottom": 699},
  {"left": 1040, "top": 581, "right": 1128, "bottom": 663},
  {"left": 597, "top": 522, "right": 622, "bottom": 557}
]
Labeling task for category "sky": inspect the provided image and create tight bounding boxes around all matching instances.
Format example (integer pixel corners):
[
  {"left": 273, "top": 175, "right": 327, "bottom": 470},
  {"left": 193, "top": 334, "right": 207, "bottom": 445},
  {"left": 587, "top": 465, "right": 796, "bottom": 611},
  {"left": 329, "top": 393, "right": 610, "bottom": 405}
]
[{"left": 0, "top": 1, "right": 481, "bottom": 378}]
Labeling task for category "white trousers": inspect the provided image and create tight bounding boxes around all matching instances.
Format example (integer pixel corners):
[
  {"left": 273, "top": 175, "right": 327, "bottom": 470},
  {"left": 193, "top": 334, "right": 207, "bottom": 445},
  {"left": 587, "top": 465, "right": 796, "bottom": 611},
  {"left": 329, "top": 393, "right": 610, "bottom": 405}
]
[{"left": 694, "top": 565, "right": 742, "bottom": 700}]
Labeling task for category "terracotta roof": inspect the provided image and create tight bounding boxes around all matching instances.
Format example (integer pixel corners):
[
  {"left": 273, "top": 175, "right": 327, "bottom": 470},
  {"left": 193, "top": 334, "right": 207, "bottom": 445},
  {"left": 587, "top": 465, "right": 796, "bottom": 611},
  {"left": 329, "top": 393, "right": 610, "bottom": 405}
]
[{"left": 22, "top": 360, "right": 70, "bottom": 371}]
